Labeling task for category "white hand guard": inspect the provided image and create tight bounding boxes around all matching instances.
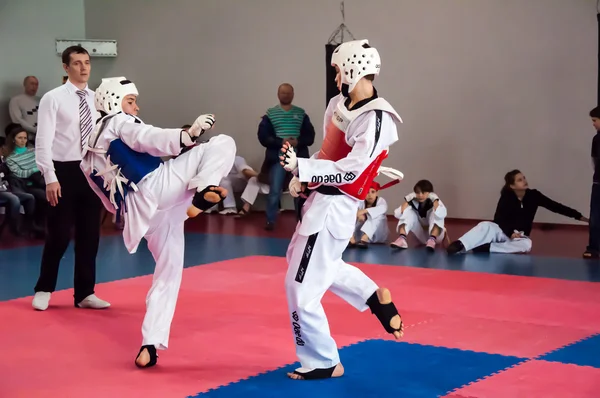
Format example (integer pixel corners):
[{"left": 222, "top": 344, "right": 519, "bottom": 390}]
[
  {"left": 288, "top": 176, "right": 302, "bottom": 198},
  {"left": 189, "top": 114, "right": 216, "bottom": 138},
  {"left": 428, "top": 192, "right": 439, "bottom": 202},
  {"left": 404, "top": 192, "right": 416, "bottom": 202},
  {"left": 280, "top": 142, "right": 298, "bottom": 173}
]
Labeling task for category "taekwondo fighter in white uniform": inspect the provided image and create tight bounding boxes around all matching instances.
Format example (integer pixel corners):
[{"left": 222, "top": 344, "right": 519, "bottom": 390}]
[
  {"left": 279, "top": 39, "right": 405, "bottom": 380},
  {"left": 80, "top": 77, "right": 236, "bottom": 368}
]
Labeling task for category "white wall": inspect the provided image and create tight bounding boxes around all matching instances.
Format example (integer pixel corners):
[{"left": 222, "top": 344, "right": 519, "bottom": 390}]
[
  {"left": 0, "top": 0, "right": 86, "bottom": 137},
  {"left": 79, "top": 0, "right": 595, "bottom": 224}
]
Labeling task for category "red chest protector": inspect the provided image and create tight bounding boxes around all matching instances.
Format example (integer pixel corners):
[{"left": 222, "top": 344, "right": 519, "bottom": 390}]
[{"left": 307, "top": 96, "right": 402, "bottom": 200}]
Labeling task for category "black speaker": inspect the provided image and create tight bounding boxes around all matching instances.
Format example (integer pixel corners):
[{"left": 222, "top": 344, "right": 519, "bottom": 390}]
[{"left": 326, "top": 44, "right": 340, "bottom": 107}]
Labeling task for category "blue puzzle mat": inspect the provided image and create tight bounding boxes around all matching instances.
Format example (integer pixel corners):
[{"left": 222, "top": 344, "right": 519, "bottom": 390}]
[
  {"left": 191, "top": 339, "right": 525, "bottom": 398},
  {"left": 538, "top": 333, "right": 600, "bottom": 369}
]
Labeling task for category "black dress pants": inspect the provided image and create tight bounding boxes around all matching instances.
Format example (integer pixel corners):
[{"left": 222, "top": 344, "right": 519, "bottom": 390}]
[{"left": 34, "top": 161, "right": 102, "bottom": 304}]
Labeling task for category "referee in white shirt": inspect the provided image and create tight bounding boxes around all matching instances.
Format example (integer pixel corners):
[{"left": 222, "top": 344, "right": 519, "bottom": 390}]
[{"left": 32, "top": 46, "right": 110, "bottom": 311}]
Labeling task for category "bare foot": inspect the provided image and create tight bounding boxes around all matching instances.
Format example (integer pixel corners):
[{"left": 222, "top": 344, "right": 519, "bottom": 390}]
[
  {"left": 203, "top": 191, "right": 222, "bottom": 203},
  {"left": 135, "top": 347, "right": 151, "bottom": 367},
  {"left": 287, "top": 363, "right": 345, "bottom": 380},
  {"left": 376, "top": 287, "right": 404, "bottom": 339}
]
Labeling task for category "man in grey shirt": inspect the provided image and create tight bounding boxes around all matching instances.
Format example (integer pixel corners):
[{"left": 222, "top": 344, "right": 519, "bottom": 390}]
[{"left": 9, "top": 76, "right": 40, "bottom": 142}]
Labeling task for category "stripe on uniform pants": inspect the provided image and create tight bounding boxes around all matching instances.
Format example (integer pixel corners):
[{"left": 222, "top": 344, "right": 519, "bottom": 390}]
[{"left": 295, "top": 232, "right": 319, "bottom": 283}]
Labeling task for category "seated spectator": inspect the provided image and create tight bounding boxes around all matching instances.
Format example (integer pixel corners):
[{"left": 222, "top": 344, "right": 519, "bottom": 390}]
[
  {"left": 349, "top": 182, "right": 389, "bottom": 248},
  {"left": 2, "top": 124, "right": 46, "bottom": 236},
  {"left": 257, "top": 83, "right": 315, "bottom": 230},
  {"left": 9, "top": 76, "right": 40, "bottom": 143},
  {"left": 447, "top": 170, "right": 585, "bottom": 255},
  {"left": 236, "top": 175, "right": 271, "bottom": 217},
  {"left": 391, "top": 179, "right": 447, "bottom": 252},
  {"left": 205, "top": 155, "right": 258, "bottom": 214},
  {"left": 0, "top": 156, "right": 40, "bottom": 238}
]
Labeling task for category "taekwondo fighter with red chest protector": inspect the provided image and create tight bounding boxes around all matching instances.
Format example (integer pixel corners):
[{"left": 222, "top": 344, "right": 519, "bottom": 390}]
[{"left": 279, "top": 39, "right": 405, "bottom": 380}]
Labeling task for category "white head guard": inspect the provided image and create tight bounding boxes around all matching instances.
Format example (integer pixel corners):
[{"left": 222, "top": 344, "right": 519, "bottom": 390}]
[
  {"left": 331, "top": 39, "right": 381, "bottom": 94},
  {"left": 95, "top": 77, "right": 138, "bottom": 115}
]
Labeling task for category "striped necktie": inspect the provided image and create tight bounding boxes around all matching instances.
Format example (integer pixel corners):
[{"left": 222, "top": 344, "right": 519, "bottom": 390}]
[{"left": 77, "top": 90, "right": 93, "bottom": 151}]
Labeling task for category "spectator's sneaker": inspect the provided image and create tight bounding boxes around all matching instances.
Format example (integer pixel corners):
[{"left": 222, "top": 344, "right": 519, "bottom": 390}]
[
  {"left": 76, "top": 294, "right": 110, "bottom": 309},
  {"left": 583, "top": 250, "right": 599, "bottom": 259},
  {"left": 32, "top": 292, "right": 51, "bottom": 311},
  {"left": 425, "top": 237, "right": 436, "bottom": 252},
  {"left": 390, "top": 236, "right": 408, "bottom": 249},
  {"left": 219, "top": 207, "right": 237, "bottom": 215}
]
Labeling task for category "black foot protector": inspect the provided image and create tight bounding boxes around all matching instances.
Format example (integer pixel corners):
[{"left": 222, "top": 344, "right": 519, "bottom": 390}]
[
  {"left": 192, "top": 185, "right": 226, "bottom": 211},
  {"left": 135, "top": 345, "right": 158, "bottom": 368},
  {"left": 291, "top": 365, "right": 338, "bottom": 380},
  {"left": 366, "top": 290, "right": 403, "bottom": 335}
]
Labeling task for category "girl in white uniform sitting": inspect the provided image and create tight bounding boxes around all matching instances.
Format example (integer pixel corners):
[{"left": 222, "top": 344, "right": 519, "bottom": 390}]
[
  {"left": 390, "top": 179, "right": 447, "bottom": 251},
  {"left": 447, "top": 169, "right": 588, "bottom": 255},
  {"left": 349, "top": 181, "right": 389, "bottom": 248}
]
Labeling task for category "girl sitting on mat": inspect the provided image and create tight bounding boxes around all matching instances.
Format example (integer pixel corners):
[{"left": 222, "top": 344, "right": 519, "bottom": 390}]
[
  {"left": 446, "top": 169, "right": 588, "bottom": 255},
  {"left": 390, "top": 179, "right": 447, "bottom": 251}
]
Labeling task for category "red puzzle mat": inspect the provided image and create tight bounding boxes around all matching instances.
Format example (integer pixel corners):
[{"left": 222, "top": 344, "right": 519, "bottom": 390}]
[{"left": 0, "top": 256, "right": 599, "bottom": 397}]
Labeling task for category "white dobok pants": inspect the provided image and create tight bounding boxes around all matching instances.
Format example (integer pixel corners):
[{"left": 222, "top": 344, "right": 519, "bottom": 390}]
[
  {"left": 353, "top": 215, "right": 389, "bottom": 243},
  {"left": 459, "top": 221, "right": 532, "bottom": 254},
  {"left": 207, "top": 174, "right": 249, "bottom": 211},
  {"left": 218, "top": 175, "right": 248, "bottom": 208},
  {"left": 397, "top": 208, "right": 445, "bottom": 244},
  {"left": 285, "top": 192, "right": 379, "bottom": 369},
  {"left": 240, "top": 176, "right": 270, "bottom": 205},
  {"left": 138, "top": 135, "right": 236, "bottom": 350}
]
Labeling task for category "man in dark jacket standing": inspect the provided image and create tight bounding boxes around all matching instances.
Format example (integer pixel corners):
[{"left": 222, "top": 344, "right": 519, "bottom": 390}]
[{"left": 257, "top": 83, "right": 315, "bottom": 230}]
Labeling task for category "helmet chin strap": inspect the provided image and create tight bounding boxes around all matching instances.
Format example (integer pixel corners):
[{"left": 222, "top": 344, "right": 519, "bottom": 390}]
[{"left": 341, "top": 83, "right": 350, "bottom": 97}]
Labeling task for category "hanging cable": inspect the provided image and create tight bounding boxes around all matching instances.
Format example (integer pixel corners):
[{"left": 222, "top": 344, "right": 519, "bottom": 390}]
[{"left": 327, "top": 1, "right": 355, "bottom": 44}]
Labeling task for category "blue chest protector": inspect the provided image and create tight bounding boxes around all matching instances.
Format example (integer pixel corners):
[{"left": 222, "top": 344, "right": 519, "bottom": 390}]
[
  {"left": 106, "top": 139, "right": 163, "bottom": 185},
  {"left": 89, "top": 114, "right": 163, "bottom": 219}
]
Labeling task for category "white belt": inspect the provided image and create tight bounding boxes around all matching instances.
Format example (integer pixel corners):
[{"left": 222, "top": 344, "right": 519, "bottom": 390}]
[{"left": 86, "top": 146, "right": 139, "bottom": 209}]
